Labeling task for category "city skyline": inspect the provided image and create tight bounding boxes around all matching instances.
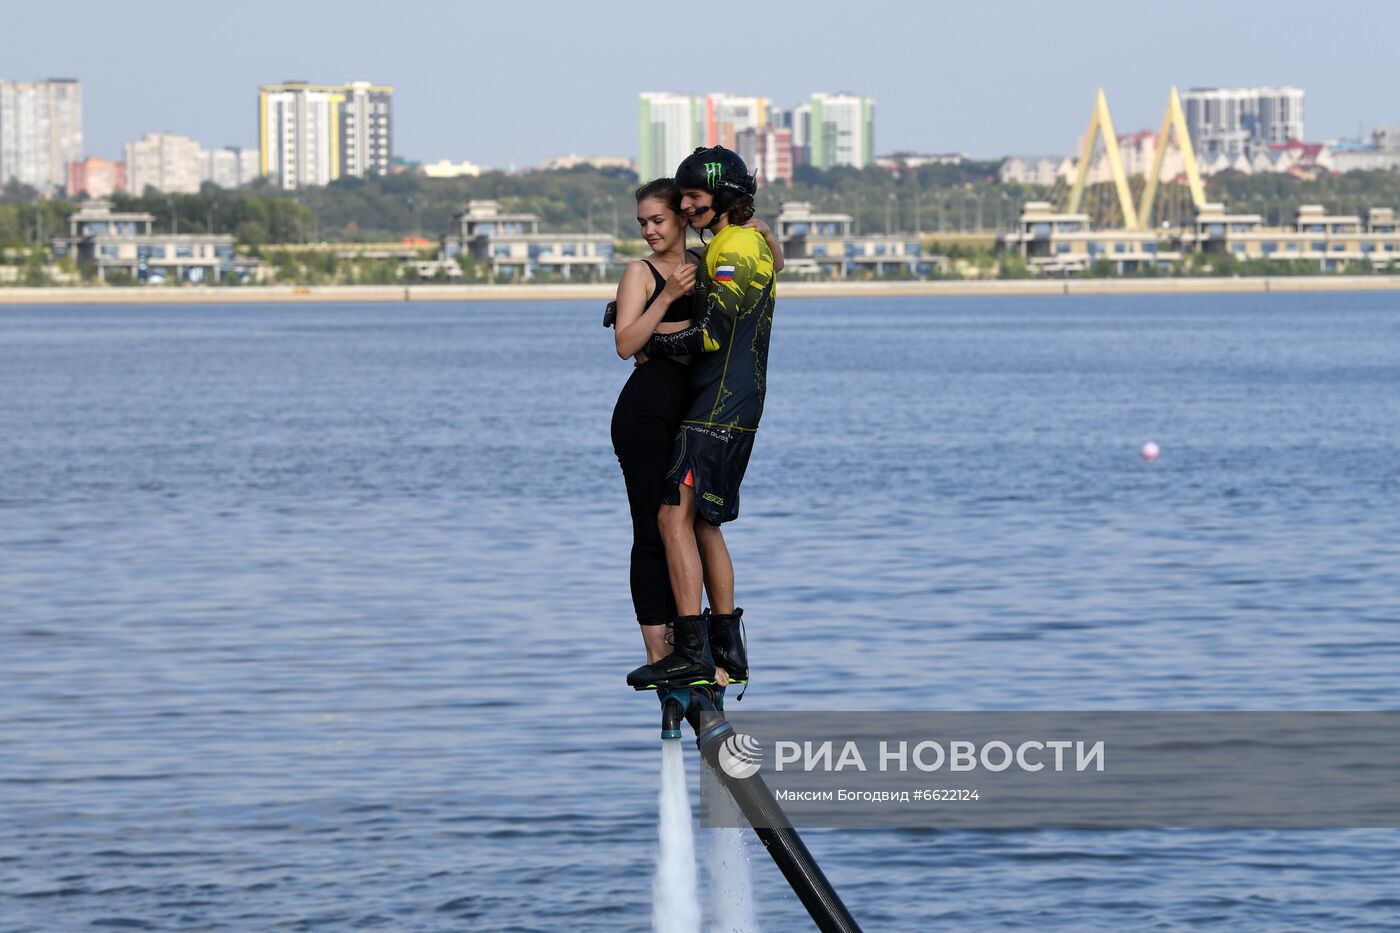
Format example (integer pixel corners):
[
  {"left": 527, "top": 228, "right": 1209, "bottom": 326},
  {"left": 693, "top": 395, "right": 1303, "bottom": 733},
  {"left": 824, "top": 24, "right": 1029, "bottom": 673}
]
[
  {"left": 3, "top": 0, "right": 1399, "bottom": 169},
  {"left": 637, "top": 92, "right": 873, "bottom": 187}
]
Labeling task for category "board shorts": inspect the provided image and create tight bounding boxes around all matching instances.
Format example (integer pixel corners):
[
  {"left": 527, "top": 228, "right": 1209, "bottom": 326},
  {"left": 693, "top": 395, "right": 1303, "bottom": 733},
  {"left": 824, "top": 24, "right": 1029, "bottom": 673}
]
[{"left": 661, "top": 423, "right": 756, "bottom": 526}]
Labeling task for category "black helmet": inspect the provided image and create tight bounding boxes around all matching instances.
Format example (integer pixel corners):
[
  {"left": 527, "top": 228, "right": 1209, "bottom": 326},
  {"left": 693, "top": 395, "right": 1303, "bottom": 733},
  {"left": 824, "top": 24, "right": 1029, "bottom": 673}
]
[{"left": 675, "top": 146, "right": 757, "bottom": 197}]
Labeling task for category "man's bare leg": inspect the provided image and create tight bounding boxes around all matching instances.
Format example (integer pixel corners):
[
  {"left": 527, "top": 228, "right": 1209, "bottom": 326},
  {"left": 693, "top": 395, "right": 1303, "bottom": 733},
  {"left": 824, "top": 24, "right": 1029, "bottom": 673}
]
[
  {"left": 658, "top": 485, "right": 729, "bottom": 686},
  {"left": 658, "top": 484, "right": 704, "bottom": 616},
  {"left": 695, "top": 520, "right": 734, "bottom": 615}
]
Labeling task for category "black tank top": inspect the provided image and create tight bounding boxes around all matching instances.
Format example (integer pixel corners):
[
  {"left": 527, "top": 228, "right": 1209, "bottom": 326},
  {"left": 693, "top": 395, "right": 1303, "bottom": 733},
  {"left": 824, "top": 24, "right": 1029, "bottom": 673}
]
[{"left": 642, "top": 254, "right": 698, "bottom": 323}]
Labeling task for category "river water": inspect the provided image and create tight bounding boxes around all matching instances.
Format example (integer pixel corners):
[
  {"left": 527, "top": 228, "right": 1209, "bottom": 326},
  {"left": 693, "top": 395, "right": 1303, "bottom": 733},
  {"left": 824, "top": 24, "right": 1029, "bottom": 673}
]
[{"left": 3, "top": 293, "right": 1399, "bottom": 930}]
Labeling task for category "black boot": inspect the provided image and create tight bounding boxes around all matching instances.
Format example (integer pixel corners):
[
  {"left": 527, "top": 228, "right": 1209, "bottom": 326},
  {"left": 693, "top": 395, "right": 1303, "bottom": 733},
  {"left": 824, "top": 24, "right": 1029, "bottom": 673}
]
[
  {"left": 708, "top": 608, "right": 748, "bottom": 685},
  {"left": 626, "top": 614, "right": 717, "bottom": 690}
]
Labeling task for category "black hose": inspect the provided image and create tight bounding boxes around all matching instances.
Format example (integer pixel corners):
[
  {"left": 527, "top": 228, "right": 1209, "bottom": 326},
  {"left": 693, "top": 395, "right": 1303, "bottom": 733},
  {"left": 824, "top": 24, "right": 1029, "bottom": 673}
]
[{"left": 686, "top": 698, "right": 863, "bottom": 932}]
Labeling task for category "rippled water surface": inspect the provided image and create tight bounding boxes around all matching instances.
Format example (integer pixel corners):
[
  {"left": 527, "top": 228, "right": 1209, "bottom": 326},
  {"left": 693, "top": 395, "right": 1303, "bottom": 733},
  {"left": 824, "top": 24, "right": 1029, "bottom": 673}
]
[{"left": 3, "top": 293, "right": 1399, "bottom": 931}]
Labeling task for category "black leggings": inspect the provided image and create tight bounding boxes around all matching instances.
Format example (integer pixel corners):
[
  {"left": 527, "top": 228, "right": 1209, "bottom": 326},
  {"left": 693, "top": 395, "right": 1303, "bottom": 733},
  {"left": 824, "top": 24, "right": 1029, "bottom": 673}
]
[{"left": 612, "top": 357, "right": 691, "bottom": 626}]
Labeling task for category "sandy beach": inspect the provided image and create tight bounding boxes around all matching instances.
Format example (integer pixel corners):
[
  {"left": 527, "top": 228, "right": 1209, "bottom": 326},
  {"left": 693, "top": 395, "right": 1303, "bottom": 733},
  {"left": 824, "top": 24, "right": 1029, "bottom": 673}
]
[{"left": 2, "top": 275, "right": 1400, "bottom": 305}]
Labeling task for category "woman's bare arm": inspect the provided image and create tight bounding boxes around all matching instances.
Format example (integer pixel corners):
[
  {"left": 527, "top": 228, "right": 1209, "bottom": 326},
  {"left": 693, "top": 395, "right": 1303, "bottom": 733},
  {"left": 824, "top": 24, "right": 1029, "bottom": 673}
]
[
  {"left": 745, "top": 217, "right": 785, "bottom": 273},
  {"left": 614, "top": 260, "right": 696, "bottom": 359}
]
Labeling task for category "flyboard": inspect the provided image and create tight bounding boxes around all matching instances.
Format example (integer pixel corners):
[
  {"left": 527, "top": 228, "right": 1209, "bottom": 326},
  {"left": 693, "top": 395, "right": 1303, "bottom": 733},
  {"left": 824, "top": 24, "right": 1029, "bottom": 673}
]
[{"left": 651, "top": 684, "right": 863, "bottom": 933}]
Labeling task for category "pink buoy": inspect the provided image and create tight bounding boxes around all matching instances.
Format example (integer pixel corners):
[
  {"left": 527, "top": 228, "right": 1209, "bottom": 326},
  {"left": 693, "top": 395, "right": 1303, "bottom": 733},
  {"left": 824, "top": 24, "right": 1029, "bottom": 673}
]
[{"left": 1141, "top": 441, "right": 1160, "bottom": 462}]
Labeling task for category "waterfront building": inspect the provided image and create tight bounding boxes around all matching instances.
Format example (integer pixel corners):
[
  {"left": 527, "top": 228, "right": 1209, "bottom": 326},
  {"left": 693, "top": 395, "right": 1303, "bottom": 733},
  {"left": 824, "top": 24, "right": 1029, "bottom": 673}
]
[
  {"left": 67, "top": 157, "right": 126, "bottom": 198},
  {"left": 124, "top": 132, "right": 204, "bottom": 194},
  {"left": 775, "top": 201, "right": 853, "bottom": 277},
  {"left": 1179, "top": 203, "right": 1400, "bottom": 270},
  {"left": 258, "top": 81, "right": 393, "bottom": 189},
  {"left": 637, "top": 92, "right": 700, "bottom": 181},
  {"left": 1001, "top": 200, "right": 1400, "bottom": 274},
  {"left": 775, "top": 201, "right": 931, "bottom": 278},
  {"left": 52, "top": 200, "right": 235, "bottom": 283},
  {"left": 736, "top": 127, "right": 793, "bottom": 185},
  {"left": 793, "top": 93, "right": 874, "bottom": 170},
  {"left": 999, "top": 201, "right": 1182, "bottom": 274},
  {"left": 1180, "top": 86, "right": 1305, "bottom": 160},
  {"left": 0, "top": 78, "right": 82, "bottom": 192},
  {"left": 438, "top": 200, "right": 613, "bottom": 281}
]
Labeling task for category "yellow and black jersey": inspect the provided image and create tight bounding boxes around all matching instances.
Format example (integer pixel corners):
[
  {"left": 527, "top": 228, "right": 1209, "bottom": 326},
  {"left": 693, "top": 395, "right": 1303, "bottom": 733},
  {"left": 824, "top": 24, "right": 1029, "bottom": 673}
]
[{"left": 643, "top": 224, "right": 777, "bottom": 433}]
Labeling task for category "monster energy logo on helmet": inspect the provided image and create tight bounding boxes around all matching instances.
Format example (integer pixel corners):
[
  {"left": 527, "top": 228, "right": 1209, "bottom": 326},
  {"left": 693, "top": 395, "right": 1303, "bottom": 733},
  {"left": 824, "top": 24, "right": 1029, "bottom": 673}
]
[{"left": 677, "top": 146, "right": 757, "bottom": 197}]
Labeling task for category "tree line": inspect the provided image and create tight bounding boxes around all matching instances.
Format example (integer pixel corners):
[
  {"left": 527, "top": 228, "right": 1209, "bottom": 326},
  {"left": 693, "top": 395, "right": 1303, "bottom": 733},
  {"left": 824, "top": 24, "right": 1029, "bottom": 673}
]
[{"left": 3, "top": 163, "right": 1399, "bottom": 250}]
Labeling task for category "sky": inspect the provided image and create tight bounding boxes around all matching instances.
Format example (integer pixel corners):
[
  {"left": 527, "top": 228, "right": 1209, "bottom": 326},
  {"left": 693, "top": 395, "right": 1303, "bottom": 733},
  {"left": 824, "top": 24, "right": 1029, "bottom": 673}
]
[{"left": 5, "top": 0, "right": 1399, "bottom": 168}]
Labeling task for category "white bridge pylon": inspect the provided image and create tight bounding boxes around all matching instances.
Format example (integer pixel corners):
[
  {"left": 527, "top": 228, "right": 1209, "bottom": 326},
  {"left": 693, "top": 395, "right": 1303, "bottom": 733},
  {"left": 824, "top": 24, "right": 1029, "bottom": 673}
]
[{"left": 1066, "top": 86, "right": 1209, "bottom": 231}]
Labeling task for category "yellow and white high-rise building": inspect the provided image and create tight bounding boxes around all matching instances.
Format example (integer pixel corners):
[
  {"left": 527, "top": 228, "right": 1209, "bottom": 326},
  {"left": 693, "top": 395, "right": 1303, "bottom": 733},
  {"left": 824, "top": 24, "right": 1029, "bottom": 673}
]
[{"left": 258, "top": 81, "right": 392, "bottom": 189}]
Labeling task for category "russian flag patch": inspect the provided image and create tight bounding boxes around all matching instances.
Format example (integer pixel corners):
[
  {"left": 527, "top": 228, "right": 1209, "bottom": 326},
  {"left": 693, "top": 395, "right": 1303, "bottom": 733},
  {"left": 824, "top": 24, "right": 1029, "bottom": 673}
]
[{"left": 714, "top": 265, "right": 735, "bottom": 282}]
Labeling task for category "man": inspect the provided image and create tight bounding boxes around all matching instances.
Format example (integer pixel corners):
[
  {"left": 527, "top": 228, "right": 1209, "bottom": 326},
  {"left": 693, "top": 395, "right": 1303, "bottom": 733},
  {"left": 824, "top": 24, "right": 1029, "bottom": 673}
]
[{"left": 626, "top": 146, "right": 778, "bottom": 693}]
